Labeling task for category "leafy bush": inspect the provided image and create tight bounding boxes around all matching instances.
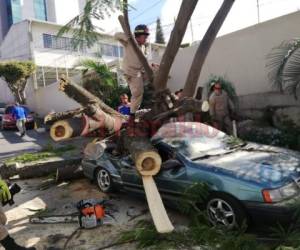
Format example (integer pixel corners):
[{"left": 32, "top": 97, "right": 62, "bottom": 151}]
[
  {"left": 78, "top": 59, "right": 130, "bottom": 108},
  {"left": 0, "top": 61, "right": 36, "bottom": 104}
]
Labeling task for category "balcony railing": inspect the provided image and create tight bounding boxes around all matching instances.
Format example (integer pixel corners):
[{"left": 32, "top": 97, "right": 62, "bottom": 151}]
[{"left": 42, "top": 33, "right": 124, "bottom": 58}]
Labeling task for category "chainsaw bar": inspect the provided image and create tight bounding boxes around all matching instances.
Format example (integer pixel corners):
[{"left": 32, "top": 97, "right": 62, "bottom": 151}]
[
  {"left": 30, "top": 214, "right": 79, "bottom": 224},
  {"left": 29, "top": 213, "right": 115, "bottom": 225}
]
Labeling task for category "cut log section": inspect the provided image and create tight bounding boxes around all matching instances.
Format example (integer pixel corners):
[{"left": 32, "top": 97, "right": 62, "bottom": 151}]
[
  {"left": 123, "top": 133, "right": 173, "bottom": 233},
  {"left": 143, "top": 176, "right": 174, "bottom": 233},
  {"left": 50, "top": 118, "right": 83, "bottom": 141}
]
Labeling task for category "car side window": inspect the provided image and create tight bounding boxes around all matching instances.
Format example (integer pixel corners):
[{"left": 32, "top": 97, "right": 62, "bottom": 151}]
[{"left": 157, "top": 146, "right": 173, "bottom": 163}]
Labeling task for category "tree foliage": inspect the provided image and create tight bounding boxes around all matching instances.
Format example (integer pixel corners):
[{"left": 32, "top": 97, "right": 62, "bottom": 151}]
[
  {"left": 78, "top": 59, "right": 129, "bottom": 108},
  {"left": 266, "top": 38, "right": 300, "bottom": 99},
  {"left": 58, "top": 0, "right": 122, "bottom": 49},
  {"left": 155, "top": 17, "right": 165, "bottom": 44},
  {"left": 0, "top": 61, "right": 36, "bottom": 104}
]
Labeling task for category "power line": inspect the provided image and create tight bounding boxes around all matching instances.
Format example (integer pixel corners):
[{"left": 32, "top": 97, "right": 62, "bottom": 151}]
[{"left": 131, "top": 0, "right": 162, "bottom": 21}]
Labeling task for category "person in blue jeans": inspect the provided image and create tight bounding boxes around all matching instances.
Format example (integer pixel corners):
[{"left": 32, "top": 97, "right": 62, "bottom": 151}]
[{"left": 12, "top": 103, "right": 27, "bottom": 137}]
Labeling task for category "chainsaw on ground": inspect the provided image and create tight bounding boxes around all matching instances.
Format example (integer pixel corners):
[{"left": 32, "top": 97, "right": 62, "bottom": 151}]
[{"left": 29, "top": 199, "right": 115, "bottom": 229}]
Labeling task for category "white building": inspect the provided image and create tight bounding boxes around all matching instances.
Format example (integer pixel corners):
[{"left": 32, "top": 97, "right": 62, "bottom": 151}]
[{"left": 0, "top": 0, "right": 87, "bottom": 43}]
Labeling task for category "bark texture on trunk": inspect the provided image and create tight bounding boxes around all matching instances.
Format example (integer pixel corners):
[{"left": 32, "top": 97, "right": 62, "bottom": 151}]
[
  {"left": 182, "top": 0, "right": 235, "bottom": 97},
  {"left": 153, "top": 0, "right": 198, "bottom": 91},
  {"left": 56, "top": 164, "right": 83, "bottom": 182},
  {"left": 44, "top": 108, "right": 85, "bottom": 125}
]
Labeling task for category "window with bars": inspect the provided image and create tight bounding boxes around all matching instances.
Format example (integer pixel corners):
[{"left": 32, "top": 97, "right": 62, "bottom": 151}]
[
  {"left": 42, "top": 33, "right": 87, "bottom": 52},
  {"left": 99, "top": 43, "right": 124, "bottom": 57}
]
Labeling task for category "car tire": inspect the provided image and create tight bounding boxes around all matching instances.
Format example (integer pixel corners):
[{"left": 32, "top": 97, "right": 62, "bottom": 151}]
[
  {"left": 95, "top": 168, "right": 113, "bottom": 193},
  {"left": 206, "top": 193, "right": 248, "bottom": 229}
]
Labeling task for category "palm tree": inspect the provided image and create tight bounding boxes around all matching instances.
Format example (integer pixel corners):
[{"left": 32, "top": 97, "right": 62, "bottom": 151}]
[{"left": 266, "top": 38, "right": 300, "bottom": 99}]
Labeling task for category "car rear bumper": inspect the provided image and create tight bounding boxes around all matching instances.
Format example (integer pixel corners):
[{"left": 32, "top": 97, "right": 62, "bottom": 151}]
[{"left": 243, "top": 195, "right": 300, "bottom": 225}]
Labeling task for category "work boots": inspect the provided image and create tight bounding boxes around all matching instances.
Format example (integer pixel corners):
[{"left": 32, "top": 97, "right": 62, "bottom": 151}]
[{"left": 0, "top": 235, "right": 36, "bottom": 250}]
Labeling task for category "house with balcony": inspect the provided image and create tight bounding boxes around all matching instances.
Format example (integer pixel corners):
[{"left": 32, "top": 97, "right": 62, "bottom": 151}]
[{"left": 0, "top": 19, "right": 166, "bottom": 116}]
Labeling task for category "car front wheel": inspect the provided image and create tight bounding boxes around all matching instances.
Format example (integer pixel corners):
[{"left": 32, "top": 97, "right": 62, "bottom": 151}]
[
  {"left": 95, "top": 168, "right": 113, "bottom": 193},
  {"left": 206, "top": 193, "right": 247, "bottom": 230}
]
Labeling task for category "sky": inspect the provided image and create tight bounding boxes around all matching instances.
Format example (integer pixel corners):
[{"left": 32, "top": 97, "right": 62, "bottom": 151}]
[{"left": 100, "top": 0, "right": 300, "bottom": 44}]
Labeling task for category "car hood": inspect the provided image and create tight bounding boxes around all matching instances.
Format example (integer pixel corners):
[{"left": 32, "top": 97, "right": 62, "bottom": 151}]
[{"left": 194, "top": 143, "right": 300, "bottom": 187}]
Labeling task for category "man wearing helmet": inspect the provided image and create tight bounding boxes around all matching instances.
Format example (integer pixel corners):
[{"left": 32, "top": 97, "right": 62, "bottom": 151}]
[
  {"left": 209, "top": 81, "right": 235, "bottom": 134},
  {"left": 114, "top": 24, "right": 151, "bottom": 122}
]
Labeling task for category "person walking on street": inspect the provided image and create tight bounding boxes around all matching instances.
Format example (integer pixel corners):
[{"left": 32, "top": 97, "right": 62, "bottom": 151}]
[
  {"left": 0, "top": 179, "right": 36, "bottom": 249},
  {"left": 12, "top": 103, "right": 27, "bottom": 137},
  {"left": 114, "top": 24, "right": 150, "bottom": 122},
  {"left": 209, "top": 82, "right": 235, "bottom": 134}
]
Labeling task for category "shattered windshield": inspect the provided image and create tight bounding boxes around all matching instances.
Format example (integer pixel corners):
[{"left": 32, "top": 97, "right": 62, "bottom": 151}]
[{"left": 152, "top": 122, "right": 245, "bottom": 159}]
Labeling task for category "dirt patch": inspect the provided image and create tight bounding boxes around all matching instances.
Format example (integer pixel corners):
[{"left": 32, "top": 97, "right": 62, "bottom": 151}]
[{"left": 2, "top": 178, "right": 187, "bottom": 249}]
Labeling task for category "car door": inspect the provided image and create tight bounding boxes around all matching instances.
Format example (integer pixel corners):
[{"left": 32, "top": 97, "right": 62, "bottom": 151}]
[
  {"left": 119, "top": 155, "right": 144, "bottom": 193},
  {"left": 154, "top": 143, "right": 192, "bottom": 198}
]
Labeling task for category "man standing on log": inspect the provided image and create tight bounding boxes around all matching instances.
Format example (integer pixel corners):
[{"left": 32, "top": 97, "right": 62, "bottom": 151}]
[
  {"left": 114, "top": 24, "right": 150, "bottom": 122},
  {"left": 0, "top": 179, "right": 36, "bottom": 249}
]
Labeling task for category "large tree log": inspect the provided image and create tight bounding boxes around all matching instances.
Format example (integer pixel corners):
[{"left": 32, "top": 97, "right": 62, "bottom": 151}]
[
  {"left": 153, "top": 0, "right": 198, "bottom": 91},
  {"left": 56, "top": 164, "right": 83, "bottom": 182},
  {"left": 44, "top": 108, "right": 85, "bottom": 125},
  {"left": 182, "top": 0, "right": 235, "bottom": 97},
  {"left": 59, "top": 77, "right": 123, "bottom": 118},
  {"left": 122, "top": 128, "right": 173, "bottom": 233}
]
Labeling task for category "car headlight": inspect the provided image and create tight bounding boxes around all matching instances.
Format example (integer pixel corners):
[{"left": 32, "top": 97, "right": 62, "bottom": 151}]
[{"left": 262, "top": 182, "right": 299, "bottom": 203}]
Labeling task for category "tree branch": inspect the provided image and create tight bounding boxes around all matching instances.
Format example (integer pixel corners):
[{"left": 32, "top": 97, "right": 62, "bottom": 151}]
[
  {"left": 153, "top": 0, "right": 199, "bottom": 91},
  {"left": 182, "top": 0, "right": 235, "bottom": 97}
]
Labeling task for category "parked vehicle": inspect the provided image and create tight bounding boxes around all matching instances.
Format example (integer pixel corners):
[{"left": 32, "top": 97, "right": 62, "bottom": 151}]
[
  {"left": 82, "top": 122, "right": 300, "bottom": 229},
  {"left": 1, "top": 105, "right": 35, "bottom": 130},
  {"left": 0, "top": 102, "right": 6, "bottom": 123}
]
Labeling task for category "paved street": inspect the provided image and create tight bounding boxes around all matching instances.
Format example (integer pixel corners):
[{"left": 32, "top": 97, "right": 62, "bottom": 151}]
[
  {"left": 0, "top": 128, "right": 92, "bottom": 161},
  {"left": 0, "top": 129, "right": 51, "bottom": 160}
]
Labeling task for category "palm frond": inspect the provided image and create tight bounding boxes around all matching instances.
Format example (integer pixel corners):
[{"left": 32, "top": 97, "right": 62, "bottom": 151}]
[
  {"left": 57, "top": 0, "right": 121, "bottom": 49},
  {"left": 266, "top": 38, "right": 300, "bottom": 98}
]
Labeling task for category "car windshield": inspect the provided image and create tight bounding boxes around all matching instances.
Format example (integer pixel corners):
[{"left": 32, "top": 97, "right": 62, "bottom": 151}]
[{"left": 152, "top": 122, "right": 245, "bottom": 160}]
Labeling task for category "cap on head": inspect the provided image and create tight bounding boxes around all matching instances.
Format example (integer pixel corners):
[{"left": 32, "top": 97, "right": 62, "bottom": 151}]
[{"left": 134, "top": 24, "right": 150, "bottom": 36}]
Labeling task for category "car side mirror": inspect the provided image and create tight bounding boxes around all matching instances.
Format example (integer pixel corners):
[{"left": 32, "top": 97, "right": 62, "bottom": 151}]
[{"left": 162, "top": 159, "right": 182, "bottom": 170}]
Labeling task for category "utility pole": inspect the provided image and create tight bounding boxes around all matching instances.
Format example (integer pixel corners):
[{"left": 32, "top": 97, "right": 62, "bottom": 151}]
[
  {"left": 256, "top": 0, "right": 260, "bottom": 23},
  {"left": 190, "top": 19, "right": 194, "bottom": 43}
]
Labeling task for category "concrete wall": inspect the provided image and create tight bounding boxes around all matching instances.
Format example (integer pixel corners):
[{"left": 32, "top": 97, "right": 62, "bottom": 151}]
[
  {"left": 32, "top": 81, "right": 80, "bottom": 116},
  {"left": 168, "top": 11, "right": 300, "bottom": 97},
  {"left": 0, "top": 21, "right": 31, "bottom": 60},
  {"left": 0, "top": 80, "right": 15, "bottom": 104}
]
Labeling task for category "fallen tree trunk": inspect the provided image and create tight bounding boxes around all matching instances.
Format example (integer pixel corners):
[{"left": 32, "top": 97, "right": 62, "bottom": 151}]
[{"left": 44, "top": 108, "right": 85, "bottom": 125}]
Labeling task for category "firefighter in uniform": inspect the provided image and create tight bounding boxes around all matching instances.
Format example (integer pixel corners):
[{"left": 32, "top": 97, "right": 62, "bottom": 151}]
[
  {"left": 114, "top": 24, "right": 150, "bottom": 122},
  {"left": 0, "top": 179, "right": 36, "bottom": 249},
  {"left": 209, "top": 82, "right": 235, "bottom": 134}
]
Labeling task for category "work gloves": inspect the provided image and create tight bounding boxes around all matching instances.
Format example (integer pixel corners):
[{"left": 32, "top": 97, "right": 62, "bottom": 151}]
[{"left": 0, "top": 180, "right": 11, "bottom": 204}]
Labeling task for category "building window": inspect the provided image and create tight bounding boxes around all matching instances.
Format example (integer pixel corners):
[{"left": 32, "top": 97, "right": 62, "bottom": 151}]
[
  {"left": 6, "top": 0, "right": 22, "bottom": 25},
  {"left": 43, "top": 33, "right": 87, "bottom": 52},
  {"left": 34, "top": 0, "right": 47, "bottom": 21},
  {"left": 99, "top": 43, "right": 124, "bottom": 58}
]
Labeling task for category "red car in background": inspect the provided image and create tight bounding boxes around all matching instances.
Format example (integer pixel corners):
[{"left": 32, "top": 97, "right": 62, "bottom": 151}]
[{"left": 1, "top": 105, "right": 35, "bottom": 130}]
